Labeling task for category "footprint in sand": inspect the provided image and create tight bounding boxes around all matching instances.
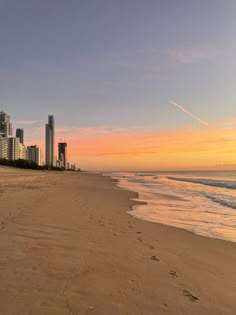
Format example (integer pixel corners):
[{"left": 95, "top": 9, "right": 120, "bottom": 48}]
[
  {"left": 151, "top": 255, "right": 160, "bottom": 262},
  {"left": 98, "top": 220, "right": 104, "bottom": 226},
  {"left": 137, "top": 231, "right": 142, "bottom": 234},
  {"left": 169, "top": 270, "right": 178, "bottom": 279},
  {"left": 182, "top": 290, "right": 199, "bottom": 302}
]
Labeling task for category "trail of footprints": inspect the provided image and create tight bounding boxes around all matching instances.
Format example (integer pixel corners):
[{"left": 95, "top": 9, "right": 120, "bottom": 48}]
[
  {"left": 129, "top": 220, "right": 200, "bottom": 303},
  {"left": 87, "top": 215, "right": 200, "bottom": 304}
]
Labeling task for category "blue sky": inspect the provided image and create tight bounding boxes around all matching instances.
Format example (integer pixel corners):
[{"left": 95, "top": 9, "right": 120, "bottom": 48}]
[
  {"left": 1, "top": 0, "right": 235, "bottom": 127},
  {"left": 0, "top": 0, "right": 236, "bottom": 170}
]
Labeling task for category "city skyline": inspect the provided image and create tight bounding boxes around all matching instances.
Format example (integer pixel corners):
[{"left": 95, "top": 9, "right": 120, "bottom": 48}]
[
  {"left": 1, "top": 1, "right": 236, "bottom": 170},
  {"left": 0, "top": 110, "right": 71, "bottom": 168}
]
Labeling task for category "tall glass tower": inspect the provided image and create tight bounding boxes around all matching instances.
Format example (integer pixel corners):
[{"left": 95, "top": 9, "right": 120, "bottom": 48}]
[
  {"left": 45, "top": 115, "right": 54, "bottom": 167},
  {"left": 0, "top": 111, "right": 12, "bottom": 138},
  {"left": 16, "top": 128, "right": 24, "bottom": 144}
]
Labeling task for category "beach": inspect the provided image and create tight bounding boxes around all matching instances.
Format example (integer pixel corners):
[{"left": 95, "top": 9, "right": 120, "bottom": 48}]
[{"left": 0, "top": 167, "right": 236, "bottom": 315}]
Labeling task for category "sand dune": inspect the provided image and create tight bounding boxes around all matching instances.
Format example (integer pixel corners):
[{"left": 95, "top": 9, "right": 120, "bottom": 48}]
[{"left": 0, "top": 167, "right": 235, "bottom": 314}]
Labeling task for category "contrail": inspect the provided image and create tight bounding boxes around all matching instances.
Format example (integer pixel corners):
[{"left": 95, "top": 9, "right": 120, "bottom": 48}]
[{"left": 169, "top": 100, "right": 209, "bottom": 126}]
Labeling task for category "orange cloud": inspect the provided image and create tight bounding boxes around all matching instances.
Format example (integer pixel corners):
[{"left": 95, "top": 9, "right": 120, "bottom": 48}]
[{"left": 24, "top": 118, "right": 236, "bottom": 171}]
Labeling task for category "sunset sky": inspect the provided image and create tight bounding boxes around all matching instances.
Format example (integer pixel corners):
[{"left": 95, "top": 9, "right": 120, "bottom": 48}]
[{"left": 1, "top": 0, "right": 236, "bottom": 170}]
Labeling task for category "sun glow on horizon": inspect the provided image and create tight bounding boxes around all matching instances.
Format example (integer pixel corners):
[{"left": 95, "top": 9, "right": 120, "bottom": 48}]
[{"left": 23, "top": 116, "right": 236, "bottom": 171}]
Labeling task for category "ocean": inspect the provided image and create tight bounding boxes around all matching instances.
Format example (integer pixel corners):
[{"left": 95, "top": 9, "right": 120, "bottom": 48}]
[{"left": 105, "top": 171, "right": 236, "bottom": 243}]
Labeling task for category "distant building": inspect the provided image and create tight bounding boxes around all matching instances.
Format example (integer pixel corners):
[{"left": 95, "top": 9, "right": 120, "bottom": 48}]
[
  {"left": 58, "top": 142, "right": 67, "bottom": 169},
  {"left": 27, "top": 145, "right": 41, "bottom": 165},
  {"left": 7, "top": 137, "right": 20, "bottom": 160},
  {"left": 71, "top": 163, "right": 76, "bottom": 171},
  {"left": 19, "top": 143, "right": 26, "bottom": 160},
  {"left": 16, "top": 128, "right": 24, "bottom": 144},
  {"left": 0, "top": 136, "right": 8, "bottom": 159},
  {"left": 0, "top": 111, "right": 12, "bottom": 138},
  {"left": 45, "top": 115, "right": 54, "bottom": 167}
]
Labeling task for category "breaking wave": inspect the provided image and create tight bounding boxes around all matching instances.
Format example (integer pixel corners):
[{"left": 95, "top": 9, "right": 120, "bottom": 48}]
[{"left": 167, "top": 177, "right": 236, "bottom": 190}]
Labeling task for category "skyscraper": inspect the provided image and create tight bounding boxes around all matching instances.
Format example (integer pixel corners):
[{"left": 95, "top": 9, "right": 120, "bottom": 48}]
[
  {"left": 27, "top": 145, "right": 41, "bottom": 165},
  {"left": 19, "top": 142, "right": 26, "bottom": 160},
  {"left": 45, "top": 115, "right": 54, "bottom": 167},
  {"left": 16, "top": 128, "right": 24, "bottom": 144},
  {"left": 0, "top": 111, "right": 12, "bottom": 138},
  {"left": 7, "top": 137, "right": 20, "bottom": 160},
  {"left": 58, "top": 142, "right": 67, "bottom": 169}
]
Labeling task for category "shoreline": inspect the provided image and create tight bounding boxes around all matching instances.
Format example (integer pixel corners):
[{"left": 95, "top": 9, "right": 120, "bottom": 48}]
[
  {"left": 107, "top": 172, "right": 236, "bottom": 244},
  {"left": 0, "top": 167, "right": 236, "bottom": 314},
  {"left": 110, "top": 174, "right": 235, "bottom": 247}
]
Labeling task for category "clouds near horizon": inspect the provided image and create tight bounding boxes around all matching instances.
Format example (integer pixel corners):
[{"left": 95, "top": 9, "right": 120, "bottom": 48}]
[{"left": 23, "top": 116, "right": 236, "bottom": 170}]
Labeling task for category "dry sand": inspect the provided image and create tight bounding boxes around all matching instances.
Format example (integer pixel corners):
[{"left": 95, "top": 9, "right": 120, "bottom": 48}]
[{"left": 0, "top": 166, "right": 236, "bottom": 315}]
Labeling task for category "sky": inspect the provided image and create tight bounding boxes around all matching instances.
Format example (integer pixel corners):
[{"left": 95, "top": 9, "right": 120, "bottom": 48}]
[{"left": 1, "top": 0, "right": 236, "bottom": 170}]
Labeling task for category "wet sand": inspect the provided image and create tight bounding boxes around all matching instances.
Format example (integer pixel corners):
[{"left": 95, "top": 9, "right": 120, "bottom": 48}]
[{"left": 0, "top": 167, "right": 236, "bottom": 314}]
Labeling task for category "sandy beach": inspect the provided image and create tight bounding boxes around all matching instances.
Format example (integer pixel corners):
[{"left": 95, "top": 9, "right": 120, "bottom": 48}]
[{"left": 0, "top": 167, "right": 236, "bottom": 315}]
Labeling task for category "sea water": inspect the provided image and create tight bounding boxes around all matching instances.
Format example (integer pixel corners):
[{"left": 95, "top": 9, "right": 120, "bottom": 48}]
[{"left": 105, "top": 171, "right": 236, "bottom": 243}]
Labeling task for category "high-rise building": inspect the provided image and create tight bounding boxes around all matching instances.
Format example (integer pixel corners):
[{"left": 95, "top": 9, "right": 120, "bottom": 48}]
[
  {"left": 27, "top": 145, "right": 41, "bottom": 165},
  {"left": 58, "top": 142, "right": 67, "bottom": 169},
  {"left": 0, "top": 111, "right": 12, "bottom": 138},
  {"left": 19, "top": 143, "right": 26, "bottom": 160},
  {"left": 7, "top": 137, "right": 20, "bottom": 160},
  {"left": 45, "top": 115, "right": 54, "bottom": 167},
  {"left": 0, "top": 136, "right": 8, "bottom": 159},
  {"left": 16, "top": 128, "right": 24, "bottom": 144}
]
